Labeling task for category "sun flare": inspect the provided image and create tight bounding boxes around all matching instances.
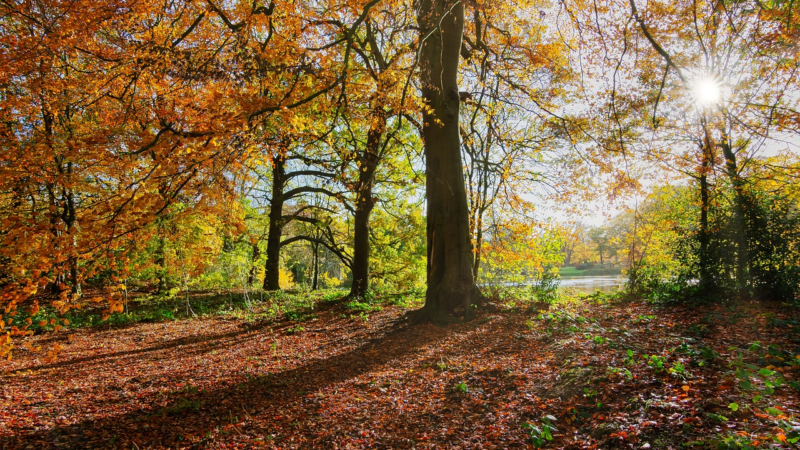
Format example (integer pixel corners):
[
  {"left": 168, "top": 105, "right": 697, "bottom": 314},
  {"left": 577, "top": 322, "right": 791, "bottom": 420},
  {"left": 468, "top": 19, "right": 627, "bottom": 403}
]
[{"left": 693, "top": 76, "right": 722, "bottom": 106}]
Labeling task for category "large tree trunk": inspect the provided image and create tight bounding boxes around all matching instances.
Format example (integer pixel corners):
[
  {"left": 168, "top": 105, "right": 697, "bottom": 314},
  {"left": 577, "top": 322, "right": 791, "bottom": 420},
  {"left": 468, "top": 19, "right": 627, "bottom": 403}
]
[
  {"left": 349, "top": 109, "right": 384, "bottom": 298},
  {"left": 263, "top": 154, "right": 286, "bottom": 291},
  {"left": 416, "top": 0, "right": 479, "bottom": 322}
]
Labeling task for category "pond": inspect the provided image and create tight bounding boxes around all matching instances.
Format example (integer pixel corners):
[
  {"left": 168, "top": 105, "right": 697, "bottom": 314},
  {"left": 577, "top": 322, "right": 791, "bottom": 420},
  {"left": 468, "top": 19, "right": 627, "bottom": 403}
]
[
  {"left": 488, "top": 275, "right": 628, "bottom": 294},
  {"left": 558, "top": 275, "right": 627, "bottom": 294}
]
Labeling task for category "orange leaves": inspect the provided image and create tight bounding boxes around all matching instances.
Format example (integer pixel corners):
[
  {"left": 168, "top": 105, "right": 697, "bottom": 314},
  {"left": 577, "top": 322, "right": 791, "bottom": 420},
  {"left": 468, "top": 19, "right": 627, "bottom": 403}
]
[
  {"left": 109, "top": 302, "right": 125, "bottom": 314},
  {"left": 44, "top": 342, "right": 63, "bottom": 363},
  {"left": 0, "top": 333, "right": 12, "bottom": 360}
]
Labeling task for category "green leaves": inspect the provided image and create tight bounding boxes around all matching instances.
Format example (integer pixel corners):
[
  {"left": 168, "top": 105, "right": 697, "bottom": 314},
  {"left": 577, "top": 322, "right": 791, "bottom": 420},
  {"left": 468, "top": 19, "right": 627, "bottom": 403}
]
[{"left": 523, "top": 416, "right": 558, "bottom": 448}]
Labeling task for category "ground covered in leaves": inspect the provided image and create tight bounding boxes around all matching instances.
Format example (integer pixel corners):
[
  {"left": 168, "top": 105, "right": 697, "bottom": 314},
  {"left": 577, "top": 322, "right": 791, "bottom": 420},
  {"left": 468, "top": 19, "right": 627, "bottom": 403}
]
[{"left": 2, "top": 291, "right": 800, "bottom": 449}]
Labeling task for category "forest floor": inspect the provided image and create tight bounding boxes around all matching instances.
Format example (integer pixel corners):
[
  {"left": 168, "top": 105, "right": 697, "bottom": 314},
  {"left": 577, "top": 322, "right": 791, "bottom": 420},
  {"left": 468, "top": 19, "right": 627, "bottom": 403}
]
[{"left": 2, "top": 289, "right": 800, "bottom": 449}]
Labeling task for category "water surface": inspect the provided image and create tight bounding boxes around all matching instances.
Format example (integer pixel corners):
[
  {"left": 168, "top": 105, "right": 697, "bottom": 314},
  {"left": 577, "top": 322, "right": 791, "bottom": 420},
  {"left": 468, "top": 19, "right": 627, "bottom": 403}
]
[{"left": 558, "top": 275, "right": 627, "bottom": 294}]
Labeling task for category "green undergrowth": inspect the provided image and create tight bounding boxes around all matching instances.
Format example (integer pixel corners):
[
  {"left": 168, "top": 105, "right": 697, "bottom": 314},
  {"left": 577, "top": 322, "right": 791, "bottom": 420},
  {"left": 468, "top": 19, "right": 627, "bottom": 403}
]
[
  {"left": 7, "top": 288, "right": 346, "bottom": 333},
  {"left": 510, "top": 290, "right": 800, "bottom": 448},
  {"left": 8, "top": 286, "right": 427, "bottom": 335}
]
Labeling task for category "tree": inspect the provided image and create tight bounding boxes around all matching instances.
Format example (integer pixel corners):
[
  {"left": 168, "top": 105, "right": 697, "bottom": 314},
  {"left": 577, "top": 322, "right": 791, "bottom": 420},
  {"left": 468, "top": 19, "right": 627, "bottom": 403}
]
[
  {"left": 415, "top": 0, "right": 480, "bottom": 322},
  {"left": 558, "top": 0, "right": 800, "bottom": 295},
  {"left": 322, "top": 6, "right": 419, "bottom": 297}
]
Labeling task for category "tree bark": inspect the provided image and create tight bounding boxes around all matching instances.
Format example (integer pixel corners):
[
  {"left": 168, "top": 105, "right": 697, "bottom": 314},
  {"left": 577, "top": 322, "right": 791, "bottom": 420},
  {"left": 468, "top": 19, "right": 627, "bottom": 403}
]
[
  {"left": 416, "top": 0, "right": 479, "bottom": 322},
  {"left": 698, "top": 130, "right": 713, "bottom": 292},
  {"left": 311, "top": 242, "right": 319, "bottom": 290},
  {"left": 472, "top": 224, "right": 483, "bottom": 281},
  {"left": 61, "top": 165, "right": 81, "bottom": 298},
  {"left": 263, "top": 153, "right": 287, "bottom": 291},
  {"left": 248, "top": 240, "right": 261, "bottom": 286},
  {"left": 349, "top": 108, "right": 385, "bottom": 298},
  {"left": 719, "top": 136, "right": 749, "bottom": 292}
]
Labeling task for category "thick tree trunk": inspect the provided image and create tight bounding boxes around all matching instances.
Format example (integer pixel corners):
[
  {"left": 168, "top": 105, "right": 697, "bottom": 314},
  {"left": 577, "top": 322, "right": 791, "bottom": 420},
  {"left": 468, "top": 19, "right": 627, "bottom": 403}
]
[
  {"left": 263, "top": 154, "right": 286, "bottom": 291},
  {"left": 349, "top": 110, "right": 384, "bottom": 298},
  {"left": 416, "top": 0, "right": 479, "bottom": 322}
]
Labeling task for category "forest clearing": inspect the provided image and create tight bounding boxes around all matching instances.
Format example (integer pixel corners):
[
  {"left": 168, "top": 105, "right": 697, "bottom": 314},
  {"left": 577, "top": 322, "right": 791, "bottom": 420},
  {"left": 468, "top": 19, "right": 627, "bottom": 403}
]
[
  {"left": 2, "top": 289, "right": 800, "bottom": 449},
  {"left": 1, "top": 0, "right": 799, "bottom": 448}
]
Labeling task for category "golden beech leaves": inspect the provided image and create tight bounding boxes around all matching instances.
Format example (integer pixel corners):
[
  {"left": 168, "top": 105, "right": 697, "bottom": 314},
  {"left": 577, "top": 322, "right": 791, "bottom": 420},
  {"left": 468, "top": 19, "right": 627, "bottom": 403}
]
[
  {"left": 0, "top": 0, "right": 570, "bottom": 343},
  {"left": 0, "top": 0, "right": 793, "bottom": 365},
  {"left": 0, "top": 0, "right": 388, "bottom": 334}
]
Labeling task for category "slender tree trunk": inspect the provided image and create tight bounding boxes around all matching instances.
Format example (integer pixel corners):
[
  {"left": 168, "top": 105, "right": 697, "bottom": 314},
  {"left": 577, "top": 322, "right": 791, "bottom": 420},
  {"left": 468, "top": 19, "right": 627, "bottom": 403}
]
[
  {"left": 43, "top": 109, "right": 66, "bottom": 294},
  {"left": 349, "top": 109, "right": 384, "bottom": 298},
  {"left": 719, "top": 137, "right": 749, "bottom": 292},
  {"left": 155, "top": 234, "right": 168, "bottom": 293},
  {"left": 472, "top": 224, "right": 483, "bottom": 280},
  {"left": 698, "top": 137, "right": 712, "bottom": 292},
  {"left": 62, "top": 163, "right": 80, "bottom": 298},
  {"left": 263, "top": 154, "right": 286, "bottom": 291},
  {"left": 416, "top": 0, "right": 479, "bottom": 322},
  {"left": 248, "top": 241, "right": 261, "bottom": 286},
  {"left": 311, "top": 242, "right": 319, "bottom": 291},
  {"left": 564, "top": 245, "right": 573, "bottom": 266}
]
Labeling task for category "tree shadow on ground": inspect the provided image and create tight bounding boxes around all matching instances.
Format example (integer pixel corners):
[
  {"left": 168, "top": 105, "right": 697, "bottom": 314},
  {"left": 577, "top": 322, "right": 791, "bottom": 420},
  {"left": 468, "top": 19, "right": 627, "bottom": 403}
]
[
  {"left": 0, "top": 314, "right": 449, "bottom": 449},
  {"left": 3, "top": 298, "right": 349, "bottom": 376}
]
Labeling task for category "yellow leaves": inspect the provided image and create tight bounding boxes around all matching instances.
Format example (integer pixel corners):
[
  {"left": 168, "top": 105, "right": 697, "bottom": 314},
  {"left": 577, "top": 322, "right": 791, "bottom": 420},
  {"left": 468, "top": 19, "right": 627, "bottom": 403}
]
[{"left": 279, "top": 268, "right": 295, "bottom": 289}]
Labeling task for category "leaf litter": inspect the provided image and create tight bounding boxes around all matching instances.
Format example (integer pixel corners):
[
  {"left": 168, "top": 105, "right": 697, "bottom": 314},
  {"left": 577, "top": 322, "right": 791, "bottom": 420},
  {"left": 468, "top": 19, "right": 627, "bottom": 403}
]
[{"left": 1, "top": 294, "right": 800, "bottom": 449}]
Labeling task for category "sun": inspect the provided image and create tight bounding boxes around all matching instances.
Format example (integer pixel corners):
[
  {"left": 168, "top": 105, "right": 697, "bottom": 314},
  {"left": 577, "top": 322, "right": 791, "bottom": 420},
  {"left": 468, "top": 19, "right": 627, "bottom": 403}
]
[{"left": 692, "top": 76, "right": 722, "bottom": 106}]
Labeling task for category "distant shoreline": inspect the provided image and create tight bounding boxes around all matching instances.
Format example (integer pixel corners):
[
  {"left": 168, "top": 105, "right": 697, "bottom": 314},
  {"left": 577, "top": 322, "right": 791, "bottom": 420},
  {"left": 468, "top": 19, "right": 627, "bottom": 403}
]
[{"left": 558, "top": 266, "right": 623, "bottom": 277}]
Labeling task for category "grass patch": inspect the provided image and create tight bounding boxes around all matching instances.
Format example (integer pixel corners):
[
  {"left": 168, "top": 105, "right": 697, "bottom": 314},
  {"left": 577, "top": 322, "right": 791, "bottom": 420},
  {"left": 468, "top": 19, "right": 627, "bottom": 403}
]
[{"left": 559, "top": 266, "right": 623, "bottom": 277}]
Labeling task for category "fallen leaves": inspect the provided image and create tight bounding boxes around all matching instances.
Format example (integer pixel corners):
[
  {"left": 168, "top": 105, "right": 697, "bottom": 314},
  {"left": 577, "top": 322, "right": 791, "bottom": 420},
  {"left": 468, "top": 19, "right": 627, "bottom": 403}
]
[{"left": 1, "top": 296, "right": 800, "bottom": 448}]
